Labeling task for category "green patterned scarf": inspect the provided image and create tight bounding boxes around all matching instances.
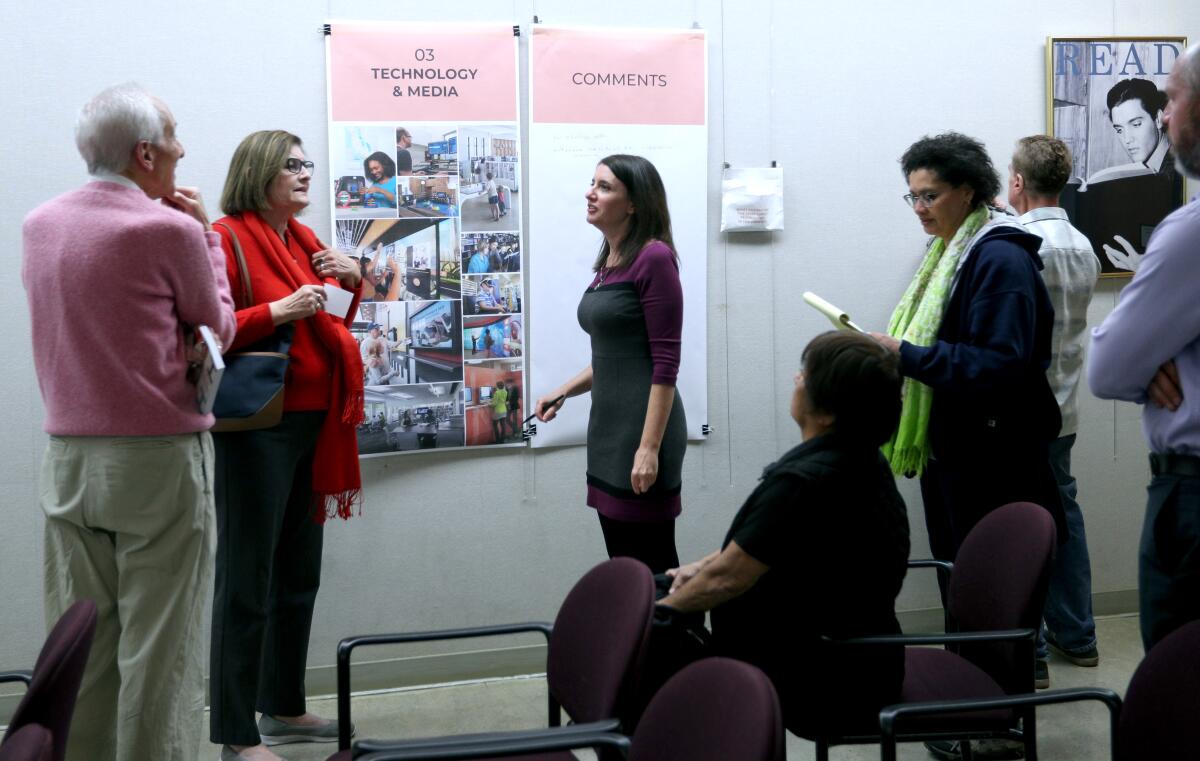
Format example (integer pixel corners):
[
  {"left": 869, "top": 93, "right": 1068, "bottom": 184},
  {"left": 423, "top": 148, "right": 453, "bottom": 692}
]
[{"left": 882, "top": 205, "right": 990, "bottom": 476}]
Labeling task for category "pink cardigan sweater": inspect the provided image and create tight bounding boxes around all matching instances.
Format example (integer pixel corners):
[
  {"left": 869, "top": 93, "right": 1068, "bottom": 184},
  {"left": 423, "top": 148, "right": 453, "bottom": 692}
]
[{"left": 22, "top": 180, "right": 236, "bottom": 436}]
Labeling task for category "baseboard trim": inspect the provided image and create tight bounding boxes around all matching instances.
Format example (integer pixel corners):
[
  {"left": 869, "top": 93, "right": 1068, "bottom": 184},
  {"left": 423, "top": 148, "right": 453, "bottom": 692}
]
[
  {"left": 1092, "top": 589, "right": 1139, "bottom": 618},
  {"left": 0, "top": 590, "right": 1142, "bottom": 725}
]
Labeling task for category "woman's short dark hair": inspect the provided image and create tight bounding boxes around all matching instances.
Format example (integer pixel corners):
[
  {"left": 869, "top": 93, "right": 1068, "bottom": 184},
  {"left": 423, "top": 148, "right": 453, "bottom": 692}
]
[
  {"left": 1107, "top": 78, "right": 1168, "bottom": 118},
  {"left": 363, "top": 151, "right": 396, "bottom": 180},
  {"left": 900, "top": 132, "right": 1000, "bottom": 208},
  {"left": 592, "top": 154, "right": 677, "bottom": 272},
  {"left": 801, "top": 332, "right": 902, "bottom": 447}
]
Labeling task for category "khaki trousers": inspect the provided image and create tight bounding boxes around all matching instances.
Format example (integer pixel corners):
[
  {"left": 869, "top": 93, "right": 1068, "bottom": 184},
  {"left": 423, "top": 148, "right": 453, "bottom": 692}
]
[{"left": 41, "top": 433, "right": 215, "bottom": 761}]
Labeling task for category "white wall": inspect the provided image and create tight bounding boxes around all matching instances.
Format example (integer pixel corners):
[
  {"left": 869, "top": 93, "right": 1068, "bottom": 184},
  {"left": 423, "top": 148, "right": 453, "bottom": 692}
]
[{"left": 1, "top": 0, "right": 1196, "bottom": 681}]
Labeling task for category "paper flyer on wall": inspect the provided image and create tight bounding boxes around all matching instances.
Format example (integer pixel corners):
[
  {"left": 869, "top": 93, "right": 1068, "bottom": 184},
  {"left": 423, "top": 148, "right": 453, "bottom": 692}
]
[
  {"left": 526, "top": 25, "right": 709, "bottom": 448},
  {"left": 326, "top": 21, "right": 524, "bottom": 457}
]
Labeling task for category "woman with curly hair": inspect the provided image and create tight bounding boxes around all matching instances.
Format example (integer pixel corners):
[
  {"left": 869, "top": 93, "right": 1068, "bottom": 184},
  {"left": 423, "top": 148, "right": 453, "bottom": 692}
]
[{"left": 869, "top": 132, "right": 1065, "bottom": 572}]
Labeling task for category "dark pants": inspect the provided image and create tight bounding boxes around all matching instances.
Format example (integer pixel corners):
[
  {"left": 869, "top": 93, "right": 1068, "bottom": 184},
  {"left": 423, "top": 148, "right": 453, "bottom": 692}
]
[
  {"left": 597, "top": 513, "right": 679, "bottom": 574},
  {"left": 491, "top": 414, "right": 507, "bottom": 442},
  {"left": 920, "top": 458, "right": 996, "bottom": 566},
  {"left": 921, "top": 450, "right": 1061, "bottom": 559},
  {"left": 920, "top": 450, "right": 1061, "bottom": 601},
  {"left": 1139, "top": 470, "right": 1200, "bottom": 651},
  {"left": 210, "top": 412, "right": 326, "bottom": 745}
]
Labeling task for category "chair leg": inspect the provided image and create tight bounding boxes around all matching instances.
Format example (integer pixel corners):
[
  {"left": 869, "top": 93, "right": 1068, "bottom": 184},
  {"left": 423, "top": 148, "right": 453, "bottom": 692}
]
[
  {"left": 1024, "top": 708, "right": 1038, "bottom": 761},
  {"left": 960, "top": 740, "right": 974, "bottom": 761},
  {"left": 815, "top": 739, "right": 829, "bottom": 761}
]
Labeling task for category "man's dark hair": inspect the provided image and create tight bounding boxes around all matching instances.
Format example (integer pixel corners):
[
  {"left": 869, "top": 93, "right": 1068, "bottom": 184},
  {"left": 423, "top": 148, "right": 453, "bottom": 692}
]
[
  {"left": 1012, "top": 135, "right": 1073, "bottom": 197},
  {"left": 1107, "top": 78, "right": 1168, "bottom": 119},
  {"left": 363, "top": 151, "right": 396, "bottom": 180},
  {"left": 900, "top": 132, "right": 1001, "bottom": 208},
  {"left": 802, "top": 332, "right": 902, "bottom": 446}
]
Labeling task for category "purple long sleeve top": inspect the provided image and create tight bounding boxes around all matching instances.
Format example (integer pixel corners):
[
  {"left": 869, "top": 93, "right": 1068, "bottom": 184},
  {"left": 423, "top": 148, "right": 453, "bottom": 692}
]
[
  {"left": 586, "top": 240, "right": 683, "bottom": 386},
  {"left": 1089, "top": 196, "right": 1200, "bottom": 456}
]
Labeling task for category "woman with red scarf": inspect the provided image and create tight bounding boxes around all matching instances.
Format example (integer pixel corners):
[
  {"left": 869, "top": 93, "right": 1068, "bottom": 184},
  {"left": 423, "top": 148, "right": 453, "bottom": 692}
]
[{"left": 209, "top": 130, "right": 363, "bottom": 761}]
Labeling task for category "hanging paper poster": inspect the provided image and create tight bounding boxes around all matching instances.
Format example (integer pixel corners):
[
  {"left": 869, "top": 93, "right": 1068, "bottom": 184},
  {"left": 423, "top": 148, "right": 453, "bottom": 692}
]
[
  {"left": 526, "top": 25, "right": 708, "bottom": 448},
  {"left": 326, "top": 21, "right": 524, "bottom": 456}
]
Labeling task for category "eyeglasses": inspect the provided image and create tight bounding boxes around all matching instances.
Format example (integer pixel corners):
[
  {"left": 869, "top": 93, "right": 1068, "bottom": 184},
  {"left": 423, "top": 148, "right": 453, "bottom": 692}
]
[
  {"left": 284, "top": 158, "right": 316, "bottom": 175},
  {"left": 902, "top": 192, "right": 940, "bottom": 209}
]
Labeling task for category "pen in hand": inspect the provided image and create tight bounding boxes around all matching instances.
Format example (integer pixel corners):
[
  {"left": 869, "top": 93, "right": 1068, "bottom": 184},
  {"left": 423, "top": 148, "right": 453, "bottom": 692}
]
[{"left": 525, "top": 394, "right": 565, "bottom": 426}]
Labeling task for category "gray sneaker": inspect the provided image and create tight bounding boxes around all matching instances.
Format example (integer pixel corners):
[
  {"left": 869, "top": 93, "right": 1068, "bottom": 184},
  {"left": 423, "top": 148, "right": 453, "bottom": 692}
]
[
  {"left": 1045, "top": 632, "right": 1100, "bottom": 667},
  {"left": 257, "top": 714, "right": 351, "bottom": 745}
]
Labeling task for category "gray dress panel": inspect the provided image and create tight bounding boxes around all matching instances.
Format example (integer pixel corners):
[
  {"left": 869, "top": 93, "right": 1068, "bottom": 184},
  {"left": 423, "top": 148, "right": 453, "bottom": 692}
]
[{"left": 578, "top": 281, "right": 686, "bottom": 501}]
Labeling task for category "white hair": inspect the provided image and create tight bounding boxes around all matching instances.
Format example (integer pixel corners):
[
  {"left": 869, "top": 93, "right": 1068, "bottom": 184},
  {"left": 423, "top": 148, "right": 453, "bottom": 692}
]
[{"left": 74, "top": 83, "right": 166, "bottom": 174}]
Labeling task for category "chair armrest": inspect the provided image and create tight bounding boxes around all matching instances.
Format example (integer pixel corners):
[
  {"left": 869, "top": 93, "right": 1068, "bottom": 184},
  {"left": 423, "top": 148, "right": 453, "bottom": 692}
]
[
  {"left": 907, "top": 558, "right": 953, "bottom": 576},
  {"left": 878, "top": 687, "right": 1121, "bottom": 761},
  {"left": 336, "top": 623, "right": 554, "bottom": 749},
  {"left": 353, "top": 721, "right": 631, "bottom": 760},
  {"left": 0, "top": 670, "right": 33, "bottom": 689},
  {"left": 830, "top": 628, "right": 1039, "bottom": 693},
  {"left": 826, "top": 627, "right": 1037, "bottom": 647},
  {"left": 906, "top": 559, "right": 954, "bottom": 630}
]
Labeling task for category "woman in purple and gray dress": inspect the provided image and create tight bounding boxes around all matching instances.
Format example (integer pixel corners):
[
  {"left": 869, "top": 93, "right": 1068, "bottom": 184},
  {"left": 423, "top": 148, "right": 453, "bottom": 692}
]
[{"left": 534, "top": 154, "right": 686, "bottom": 574}]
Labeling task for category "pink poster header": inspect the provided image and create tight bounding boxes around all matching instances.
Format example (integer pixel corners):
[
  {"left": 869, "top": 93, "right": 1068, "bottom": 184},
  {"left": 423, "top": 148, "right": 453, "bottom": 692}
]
[
  {"left": 329, "top": 22, "right": 517, "bottom": 122},
  {"left": 532, "top": 27, "right": 706, "bottom": 125}
]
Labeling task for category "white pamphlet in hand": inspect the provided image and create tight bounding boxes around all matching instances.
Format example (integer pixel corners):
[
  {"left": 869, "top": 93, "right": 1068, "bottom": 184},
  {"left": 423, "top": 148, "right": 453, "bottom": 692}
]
[
  {"left": 194, "top": 325, "right": 226, "bottom": 414},
  {"left": 802, "top": 292, "right": 865, "bottom": 333},
  {"left": 323, "top": 284, "right": 353, "bottom": 318}
]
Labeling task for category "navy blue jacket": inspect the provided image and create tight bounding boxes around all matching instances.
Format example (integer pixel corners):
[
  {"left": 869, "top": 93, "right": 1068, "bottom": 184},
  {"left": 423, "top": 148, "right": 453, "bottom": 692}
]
[{"left": 899, "top": 225, "right": 1062, "bottom": 462}]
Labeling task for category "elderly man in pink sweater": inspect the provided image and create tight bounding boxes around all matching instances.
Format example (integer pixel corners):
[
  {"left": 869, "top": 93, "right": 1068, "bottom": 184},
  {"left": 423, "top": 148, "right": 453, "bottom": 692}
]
[{"left": 21, "top": 83, "right": 236, "bottom": 761}]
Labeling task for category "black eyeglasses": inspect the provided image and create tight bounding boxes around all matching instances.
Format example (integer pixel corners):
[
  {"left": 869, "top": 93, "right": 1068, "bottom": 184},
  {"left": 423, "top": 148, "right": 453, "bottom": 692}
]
[{"left": 284, "top": 158, "right": 315, "bottom": 174}]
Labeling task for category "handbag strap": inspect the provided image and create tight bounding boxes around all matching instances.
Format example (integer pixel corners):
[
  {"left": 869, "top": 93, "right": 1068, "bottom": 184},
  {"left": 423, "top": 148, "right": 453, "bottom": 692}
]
[{"left": 213, "top": 221, "right": 253, "bottom": 309}]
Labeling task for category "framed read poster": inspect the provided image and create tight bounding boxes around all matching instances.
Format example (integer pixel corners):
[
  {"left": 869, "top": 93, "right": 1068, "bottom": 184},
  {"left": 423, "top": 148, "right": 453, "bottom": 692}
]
[{"left": 1047, "top": 37, "right": 1188, "bottom": 277}]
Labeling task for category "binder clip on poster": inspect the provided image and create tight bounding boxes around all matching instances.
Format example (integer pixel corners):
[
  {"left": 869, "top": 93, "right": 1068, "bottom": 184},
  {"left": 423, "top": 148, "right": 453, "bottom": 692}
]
[{"left": 720, "top": 165, "right": 784, "bottom": 232}]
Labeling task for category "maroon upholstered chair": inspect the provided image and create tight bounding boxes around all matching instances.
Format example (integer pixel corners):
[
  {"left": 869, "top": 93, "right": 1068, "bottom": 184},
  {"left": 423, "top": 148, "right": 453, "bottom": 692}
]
[
  {"left": 625, "top": 657, "right": 783, "bottom": 761},
  {"left": 812, "top": 502, "right": 1056, "bottom": 761},
  {"left": 1116, "top": 616, "right": 1200, "bottom": 759},
  {"left": 881, "top": 617, "right": 1200, "bottom": 759},
  {"left": 348, "top": 657, "right": 784, "bottom": 761},
  {"left": 0, "top": 600, "right": 98, "bottom": 761},
  {"left": 326, "top": 558, "right": 656, "bottom": 760},
  {"left": 0, "top": 726, "right": 53, "bottom": 761}
]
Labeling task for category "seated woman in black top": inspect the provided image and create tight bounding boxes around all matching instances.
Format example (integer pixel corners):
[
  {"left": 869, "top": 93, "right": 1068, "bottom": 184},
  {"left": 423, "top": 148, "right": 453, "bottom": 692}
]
[{"left": 660, "top": 331, "right": 910, "bottom": 736}]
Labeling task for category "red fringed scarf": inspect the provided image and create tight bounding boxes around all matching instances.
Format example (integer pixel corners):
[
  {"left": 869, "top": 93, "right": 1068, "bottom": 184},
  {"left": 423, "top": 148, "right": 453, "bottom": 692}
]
[{"left": 234, "top": 212, "right": 364, "bottom": 521}]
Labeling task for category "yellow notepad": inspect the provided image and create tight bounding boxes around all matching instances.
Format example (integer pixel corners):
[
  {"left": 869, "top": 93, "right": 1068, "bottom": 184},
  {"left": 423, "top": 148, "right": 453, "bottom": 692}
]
[{"left": 802, "top": 292, "right": 865, "bottom": 333}]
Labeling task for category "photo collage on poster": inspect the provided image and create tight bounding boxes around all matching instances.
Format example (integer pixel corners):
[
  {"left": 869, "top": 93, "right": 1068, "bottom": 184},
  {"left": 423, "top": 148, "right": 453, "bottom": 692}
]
[{"left": 331, "top": 123, "right": 524, "bottom": 455}]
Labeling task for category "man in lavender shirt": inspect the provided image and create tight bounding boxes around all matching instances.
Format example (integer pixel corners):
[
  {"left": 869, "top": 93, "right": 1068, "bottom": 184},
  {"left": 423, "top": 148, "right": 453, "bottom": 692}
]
[
  {"left": 1089, "top": 43, "right": 1200, "bottom": 651},
  {"left": 21, "top": 84, "right": 235, "bottom": 761},
  {"left": 1009, "top": 135, "right": 1101, "bottom": 681}
]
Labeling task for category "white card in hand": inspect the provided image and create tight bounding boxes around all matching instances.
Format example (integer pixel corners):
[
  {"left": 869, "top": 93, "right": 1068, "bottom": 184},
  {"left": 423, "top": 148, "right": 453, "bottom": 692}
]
[{"left": 323, "top": 284, "right": 353, "bottom": 318}]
